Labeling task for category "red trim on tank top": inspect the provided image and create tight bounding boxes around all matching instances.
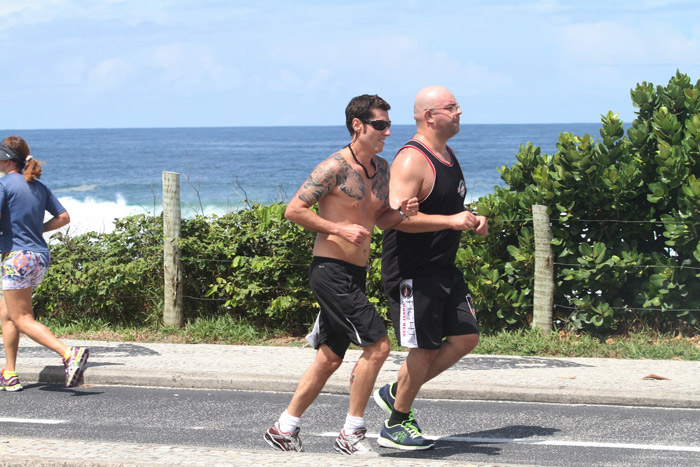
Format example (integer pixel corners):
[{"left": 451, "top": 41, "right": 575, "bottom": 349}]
[
  {"left": 399, "top": 139, "right": 453, "bottom": 203},
  {"left": 404, "top": 139, "right": 455, "bottom": 167}
]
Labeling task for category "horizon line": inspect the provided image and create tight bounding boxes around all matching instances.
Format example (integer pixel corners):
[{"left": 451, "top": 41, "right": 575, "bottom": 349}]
[{"left": 1, "top": 122, "right": 606, "bottom": 132}]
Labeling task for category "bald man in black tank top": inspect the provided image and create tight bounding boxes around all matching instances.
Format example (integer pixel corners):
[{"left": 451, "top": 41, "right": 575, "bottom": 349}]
[{"left": 375, "top": 86, "right": 488, "bottom": 451}]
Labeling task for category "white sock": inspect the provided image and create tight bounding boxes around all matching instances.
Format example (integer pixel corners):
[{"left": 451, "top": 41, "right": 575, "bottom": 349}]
[
  {"left": 343, "top": 414, "right": 365, "bottom": 434},
  {"left": 278, "top": 410, "right": 301, "bottom": 434}
]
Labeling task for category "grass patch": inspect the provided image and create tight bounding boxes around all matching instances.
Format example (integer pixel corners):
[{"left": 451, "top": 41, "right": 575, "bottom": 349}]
[
  {"left": 473, "top": 328, "right": 700, "bottom": 360},
  {"left": 17, "top": 316, "right": 700, "bottom": 360},
  {"left": 39, "top": 315, "right": 306, "bottom": 346}
]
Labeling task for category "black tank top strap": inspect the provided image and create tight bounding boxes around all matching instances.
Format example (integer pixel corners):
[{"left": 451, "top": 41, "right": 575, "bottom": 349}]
[{"left": 400, "top": 139, "right": 454, "bottom": 167}]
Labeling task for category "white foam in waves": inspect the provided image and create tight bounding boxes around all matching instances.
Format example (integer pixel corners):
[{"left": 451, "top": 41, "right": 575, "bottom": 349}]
[
  {"left": 47, "top": 196, "right": 230, "bottom": 236},
  {"left": 51, "top": 195, "right": 149, "bottom": 235}
]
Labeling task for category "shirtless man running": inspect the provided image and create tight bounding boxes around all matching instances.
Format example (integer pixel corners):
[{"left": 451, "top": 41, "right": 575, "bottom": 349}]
[{"left": 264, "top": 94, "right": 418, "bottom": 456}]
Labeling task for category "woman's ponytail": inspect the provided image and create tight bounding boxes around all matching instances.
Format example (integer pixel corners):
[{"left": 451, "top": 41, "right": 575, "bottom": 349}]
[{"left": 23, "top": 155, "right": 42, "bottom": 182}]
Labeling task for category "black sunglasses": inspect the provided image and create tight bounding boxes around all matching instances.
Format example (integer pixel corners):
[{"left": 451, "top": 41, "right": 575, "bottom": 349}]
[{"left": 361, "top": 119, "right": 391, "bottom": 131}]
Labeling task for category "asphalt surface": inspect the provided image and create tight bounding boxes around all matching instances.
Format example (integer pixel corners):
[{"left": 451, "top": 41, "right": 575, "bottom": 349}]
[{"left": 1, "top": 339, "right": 699, "bottom": 466}]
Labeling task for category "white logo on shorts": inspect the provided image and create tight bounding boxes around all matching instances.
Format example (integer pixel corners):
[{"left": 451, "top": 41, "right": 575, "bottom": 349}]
[{"left": 399, "top": 279, "right": 417, "bottom": 348}]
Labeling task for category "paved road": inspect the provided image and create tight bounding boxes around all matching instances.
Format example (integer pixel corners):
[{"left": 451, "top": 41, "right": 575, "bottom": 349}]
[
  {"left": 0, "top": 384, "right": 700, "bottom": 467},
  {"left": 1, "top": 339, "right": 699, "bottom": 465},
  {"left": 2, "top": 385, "right": 699, "bottom": 466}
]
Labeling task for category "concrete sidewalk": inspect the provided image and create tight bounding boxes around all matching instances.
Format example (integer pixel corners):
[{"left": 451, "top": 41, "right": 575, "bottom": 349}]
[
  {"left": 2, "top": 339, "right": 699, "bottom": 467},
  {"left": 4, "top": 339, "right": 700, "bottom": 407}
]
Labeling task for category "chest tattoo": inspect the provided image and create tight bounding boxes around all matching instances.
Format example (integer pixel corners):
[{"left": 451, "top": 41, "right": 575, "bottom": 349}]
[{"left": 325, "top": 155, "right": 362, "bottom": 200}]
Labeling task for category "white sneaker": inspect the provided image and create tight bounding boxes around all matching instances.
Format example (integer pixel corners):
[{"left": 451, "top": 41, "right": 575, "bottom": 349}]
[
  {"left": 264, "top": 421, "right": 303, "bottom": 452},
  {"left": 334, "top": 428, "right": 378, "bottom": 456}
]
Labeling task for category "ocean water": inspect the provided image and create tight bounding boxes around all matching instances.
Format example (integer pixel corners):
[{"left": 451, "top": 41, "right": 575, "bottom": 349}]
[{"left": 1, "top": 123, "right": 603, "bottom": 234}]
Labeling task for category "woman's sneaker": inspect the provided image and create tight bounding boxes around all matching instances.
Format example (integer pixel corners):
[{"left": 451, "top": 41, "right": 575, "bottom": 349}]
[
  {"left": 63, "top": 347, "right": 89, "bottom": 387},
  {"left": 378, "top": 420, "right": 435, "bottom": 451},
  {"left": 0, "top": 369, "right": 23, "bottom": 392},
  {"left": 264, "top": 421, "right": 303, "bottom": 452},
  {"left": 334, "top": 428, "right": 377, "bottom": 456}
]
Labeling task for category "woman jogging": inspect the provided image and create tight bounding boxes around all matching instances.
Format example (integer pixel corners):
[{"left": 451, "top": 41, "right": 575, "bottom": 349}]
[{"left": 0, "top": 136, "right": 88, "bottom": 392}]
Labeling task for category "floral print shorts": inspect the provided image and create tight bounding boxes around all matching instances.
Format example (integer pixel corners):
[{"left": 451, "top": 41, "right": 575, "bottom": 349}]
[{"left": 2, "top": 250, "right": 50, "bottom": 290}]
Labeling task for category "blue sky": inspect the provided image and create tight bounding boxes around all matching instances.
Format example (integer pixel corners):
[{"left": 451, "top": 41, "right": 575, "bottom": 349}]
[{"left": 1, "top": 0, "right": 699, "bottom": 129}]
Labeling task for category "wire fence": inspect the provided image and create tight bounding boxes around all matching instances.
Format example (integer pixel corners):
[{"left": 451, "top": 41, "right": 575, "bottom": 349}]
[
  {"left": 170, "top": 216, "right": 700, "bottom": 317},
  {"left": 56, "top": 208, "right": 699, "bottom": 318},
  {"left": 526, "top": 214, "right": 700, "bottom": 318}
]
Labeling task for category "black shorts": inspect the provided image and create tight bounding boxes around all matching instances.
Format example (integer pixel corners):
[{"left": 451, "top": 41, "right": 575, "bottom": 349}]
[
  {"left": 385, "top": 263, "right": 479, "bottom": 350},
  {"left": 307, "top": 257, "right": 387, "bottom": 359}
]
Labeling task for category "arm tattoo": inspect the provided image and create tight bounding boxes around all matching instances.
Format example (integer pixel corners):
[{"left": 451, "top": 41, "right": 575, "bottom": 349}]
[
  {"left": 298, "top": 175, "right": 331, "bottom": 204},
  {"left": 372, "top": 158, "right": 390, "bottom": 205},
  {"left": 297, "top": 156, "right": 338, "bottom": 205}
]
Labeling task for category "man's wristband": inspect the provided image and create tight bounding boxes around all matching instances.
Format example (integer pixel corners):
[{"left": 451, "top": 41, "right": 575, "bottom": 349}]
[{"left": 398, "top": 207, "right": 411, "bottom": 221}]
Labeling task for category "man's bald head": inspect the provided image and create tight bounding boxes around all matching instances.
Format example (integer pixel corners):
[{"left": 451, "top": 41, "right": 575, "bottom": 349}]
[
  {"left": 413, "top": 86, "right": 453, "bottom": 120},
  {"left": 412, "top": 86, "right": 462, "bottom": 140}
]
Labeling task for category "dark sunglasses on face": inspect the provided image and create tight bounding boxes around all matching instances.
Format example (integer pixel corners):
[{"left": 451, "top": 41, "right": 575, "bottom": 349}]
[{"left": 361, "top": 119, "right": 391, "bottom": 131}]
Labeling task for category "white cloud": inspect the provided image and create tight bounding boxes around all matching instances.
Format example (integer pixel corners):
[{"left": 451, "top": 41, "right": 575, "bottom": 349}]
[
  {"left": 267, "top": 69, "right": 303, "bottom": 92},
  {"left": 0, "top": 2, "right": 28, "bottom": 17},
  {"left": 259, "top": 30, "right": 510, "bottom": 99},
  {"left": 559, "top": 20, "right": 699, "bottom": 65},
  {"left": 147, "top": 44, "right": 242, "bottom": 91},
  {"left": 0, "top": 0, "right": 55, "bottom": 31},
  {"left": 305, "top": 68, "right": 332, "bottom": 91},
  {"left": 88, "top": 57, "right": 136, "bottom": 89}
]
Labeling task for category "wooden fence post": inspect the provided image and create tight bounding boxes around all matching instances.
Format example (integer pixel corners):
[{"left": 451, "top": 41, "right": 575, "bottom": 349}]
[
  {"left": 532, "top": 204, "right": 554, "bottom": 333},
  {"left": 163, "top": 171, "right": 183, "bottom": 328}
]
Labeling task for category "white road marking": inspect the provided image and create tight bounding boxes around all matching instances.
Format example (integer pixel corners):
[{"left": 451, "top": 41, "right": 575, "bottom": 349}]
[
  {"left": 0, "top": 417, "right": 67, "bottom": 425},
  {"left": 438, "top": 436, "right": 700, "bottom": 453},
  {"left": 318, "top": 432, "right": 700, "bottom": 453}
]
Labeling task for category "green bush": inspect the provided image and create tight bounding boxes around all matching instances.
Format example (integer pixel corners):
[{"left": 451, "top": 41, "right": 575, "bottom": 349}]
[
  {"left": 36, "top": 204, "right": 389, "bottom": 334},
  {"left": 35, "top": 214, "right": 163, "bottom": 326},
  {"left": 186, "top": 205, "right": 390, "bottom": 333},
  {"left": 183, "top": 203, "right": 317, "bottom": 333},
  {"left": 463, "top": 70, "right": 700, "bottom": 333}
]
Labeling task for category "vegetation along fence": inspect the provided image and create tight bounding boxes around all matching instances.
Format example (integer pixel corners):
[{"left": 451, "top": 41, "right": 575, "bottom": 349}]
[
  {"left": 35, "top": 72, "right": 700, "bottom": 337},
  {"left": 159, "top": 171, "right": 698, "bottom": 335}
]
